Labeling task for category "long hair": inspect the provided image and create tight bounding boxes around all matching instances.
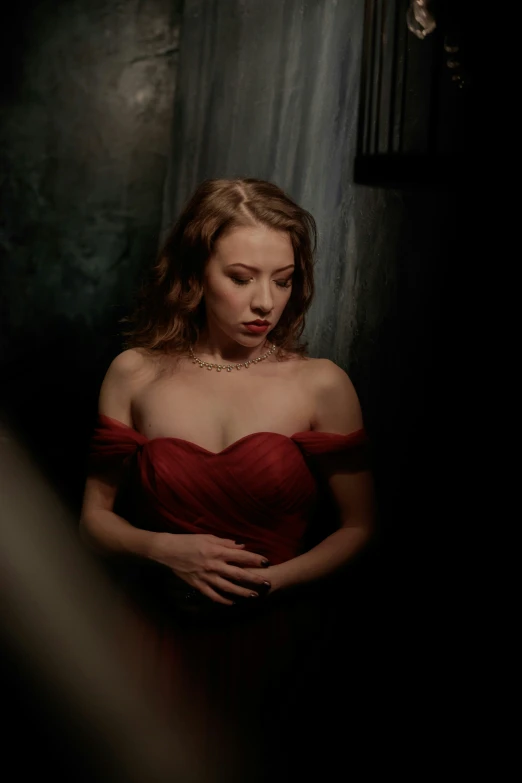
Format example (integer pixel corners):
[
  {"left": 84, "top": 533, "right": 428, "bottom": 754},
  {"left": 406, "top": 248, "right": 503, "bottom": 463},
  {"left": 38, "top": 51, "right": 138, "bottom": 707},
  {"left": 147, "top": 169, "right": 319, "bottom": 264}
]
[{"left": 124, "top": 178, "right": 316, "bottom": 357}]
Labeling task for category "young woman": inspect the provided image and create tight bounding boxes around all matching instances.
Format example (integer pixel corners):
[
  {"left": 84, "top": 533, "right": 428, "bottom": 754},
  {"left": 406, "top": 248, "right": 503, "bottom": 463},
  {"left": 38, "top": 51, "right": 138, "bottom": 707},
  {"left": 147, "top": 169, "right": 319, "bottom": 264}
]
[{"left": 81, "top": 178, "right": 374, "bottom": 781}]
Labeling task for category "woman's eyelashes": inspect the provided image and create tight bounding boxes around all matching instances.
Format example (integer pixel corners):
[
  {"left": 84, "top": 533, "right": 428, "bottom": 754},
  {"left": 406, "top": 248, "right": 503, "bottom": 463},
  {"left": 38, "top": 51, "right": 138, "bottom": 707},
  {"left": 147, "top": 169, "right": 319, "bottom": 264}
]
[{"left": 230, "top": 277, "right": 292, "bottom": 289}]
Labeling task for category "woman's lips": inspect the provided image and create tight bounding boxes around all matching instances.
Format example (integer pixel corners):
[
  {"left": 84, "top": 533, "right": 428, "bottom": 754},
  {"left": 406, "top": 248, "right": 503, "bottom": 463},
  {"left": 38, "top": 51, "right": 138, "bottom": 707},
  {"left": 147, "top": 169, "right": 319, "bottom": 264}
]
[{"left": 244, "top": 323, "right": 269, "bottom": 334}]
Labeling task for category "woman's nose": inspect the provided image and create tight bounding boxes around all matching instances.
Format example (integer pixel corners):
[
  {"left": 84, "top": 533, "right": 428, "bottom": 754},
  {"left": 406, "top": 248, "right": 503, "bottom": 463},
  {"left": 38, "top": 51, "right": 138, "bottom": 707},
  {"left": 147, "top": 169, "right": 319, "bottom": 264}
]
[{"left": 251, "top": 284, "right": 273, "bottom": 314}]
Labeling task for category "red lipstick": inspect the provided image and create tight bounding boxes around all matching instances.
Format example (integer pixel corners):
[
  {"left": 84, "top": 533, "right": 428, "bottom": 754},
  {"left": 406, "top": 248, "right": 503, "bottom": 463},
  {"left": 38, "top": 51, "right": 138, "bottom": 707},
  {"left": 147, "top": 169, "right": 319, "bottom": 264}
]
[{"left": 244, "top": 319, "right": 270, "bottom": 334}]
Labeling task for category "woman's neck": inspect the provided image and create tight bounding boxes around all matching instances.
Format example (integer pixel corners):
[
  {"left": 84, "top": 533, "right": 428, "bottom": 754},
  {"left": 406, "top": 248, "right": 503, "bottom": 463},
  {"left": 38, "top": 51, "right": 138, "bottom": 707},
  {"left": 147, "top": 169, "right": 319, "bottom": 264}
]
[{"left": 193, "top": 329, "right": 272, "bottom": 364}]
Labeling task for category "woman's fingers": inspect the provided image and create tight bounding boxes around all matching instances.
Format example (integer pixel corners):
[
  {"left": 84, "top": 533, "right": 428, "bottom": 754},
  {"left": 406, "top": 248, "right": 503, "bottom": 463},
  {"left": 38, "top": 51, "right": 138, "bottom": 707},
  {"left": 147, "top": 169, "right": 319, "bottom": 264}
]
[
  {"left": 217, "top": 538, "right": 246, "bottom": 549},
  {"left": 221, "top": 548, "right": 270, "bottom": 568},
  {"left": 220, "top": 564, "right": 271, "bottom": 587},
  {"left": 196, "top": 582, "right": 235, "bottom": 606},
  {"left": 210, "top": 575, "right": 260, "bottom": 599}
]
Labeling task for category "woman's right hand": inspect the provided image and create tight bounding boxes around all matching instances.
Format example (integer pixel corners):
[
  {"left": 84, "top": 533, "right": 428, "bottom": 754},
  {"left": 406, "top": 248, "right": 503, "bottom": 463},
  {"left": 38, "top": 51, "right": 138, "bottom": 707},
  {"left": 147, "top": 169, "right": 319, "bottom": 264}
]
[{"left": 148, "top": 533, "right": 271, "bottom": 605}]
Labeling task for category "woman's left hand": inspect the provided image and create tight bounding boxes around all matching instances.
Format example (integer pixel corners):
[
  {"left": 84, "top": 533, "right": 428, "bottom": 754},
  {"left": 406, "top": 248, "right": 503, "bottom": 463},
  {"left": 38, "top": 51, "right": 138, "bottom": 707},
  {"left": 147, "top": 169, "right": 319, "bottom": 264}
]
[{"left": 243, "top": 565, "right": 281, "bottom": 597}]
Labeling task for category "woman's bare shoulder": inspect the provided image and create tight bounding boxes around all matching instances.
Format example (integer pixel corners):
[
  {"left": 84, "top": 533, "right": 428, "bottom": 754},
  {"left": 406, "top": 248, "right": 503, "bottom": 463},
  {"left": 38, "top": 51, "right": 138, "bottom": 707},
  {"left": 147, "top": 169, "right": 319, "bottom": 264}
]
[
  {"left": 99, "top": 349, "right": 155, "bottom": 422},
  {"left": 302, "top": 356, "right": 352, "bottom": 381},
  {"left": 106, "top": 347, "right": 152, "bottom": 376},
  {"left": 301, "top": 358, "right": 363, "bottom": 431},
  {"left": 281, "top": 354, "right": 340, "bottom": 380}
]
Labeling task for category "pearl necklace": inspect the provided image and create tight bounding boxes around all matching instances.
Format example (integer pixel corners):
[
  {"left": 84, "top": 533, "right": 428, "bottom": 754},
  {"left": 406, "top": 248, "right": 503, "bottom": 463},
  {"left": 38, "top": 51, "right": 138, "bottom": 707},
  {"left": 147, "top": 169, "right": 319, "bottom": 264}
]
[{"left": 189, "top": 343, "right": 277, "bottom": 372}]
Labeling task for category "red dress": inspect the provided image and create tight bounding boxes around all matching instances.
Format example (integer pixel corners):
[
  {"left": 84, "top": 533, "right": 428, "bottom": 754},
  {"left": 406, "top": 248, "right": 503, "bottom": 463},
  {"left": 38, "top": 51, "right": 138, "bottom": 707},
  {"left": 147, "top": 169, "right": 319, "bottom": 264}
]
[{"left": 89, "top": 415, "right": 368, "bottom": 781}]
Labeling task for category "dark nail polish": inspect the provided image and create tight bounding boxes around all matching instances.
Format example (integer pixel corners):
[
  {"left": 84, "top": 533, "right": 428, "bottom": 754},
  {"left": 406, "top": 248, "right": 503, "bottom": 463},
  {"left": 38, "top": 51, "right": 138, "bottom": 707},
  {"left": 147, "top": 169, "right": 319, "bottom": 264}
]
[
  {"left": 250, "top": 592, "right": 258, "bottom": 598},
  {"left": 263, "top": 581, "right": 271, "bottom": 588},
  {"left": 261, "top": 560, "right": 270, "bottom": 567}
]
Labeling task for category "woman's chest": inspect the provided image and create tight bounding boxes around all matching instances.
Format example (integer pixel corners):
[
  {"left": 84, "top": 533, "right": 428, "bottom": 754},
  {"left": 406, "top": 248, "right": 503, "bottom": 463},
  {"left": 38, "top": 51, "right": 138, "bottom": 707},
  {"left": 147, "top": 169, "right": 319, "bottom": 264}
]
[{"left": 131, "top": 368, "right": 315, "bottom": 452}]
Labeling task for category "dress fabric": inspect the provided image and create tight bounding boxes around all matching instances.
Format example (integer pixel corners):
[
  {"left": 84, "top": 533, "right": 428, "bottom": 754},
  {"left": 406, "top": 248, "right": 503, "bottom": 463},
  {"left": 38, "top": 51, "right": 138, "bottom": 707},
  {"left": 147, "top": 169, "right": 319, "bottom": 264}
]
[{"left": 89, "top": 415, "right": 369, "bottom": 782}]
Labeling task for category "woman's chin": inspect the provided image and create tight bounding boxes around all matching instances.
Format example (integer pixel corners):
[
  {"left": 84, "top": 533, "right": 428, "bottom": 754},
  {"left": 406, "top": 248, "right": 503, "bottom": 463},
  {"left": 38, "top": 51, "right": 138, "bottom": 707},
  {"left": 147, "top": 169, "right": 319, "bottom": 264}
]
[
  {"left": 232, "top": 327, "right": 269, "bottom": 344},
  {"left": 237, "top": 333, "right": 270, "bottom": 347}
]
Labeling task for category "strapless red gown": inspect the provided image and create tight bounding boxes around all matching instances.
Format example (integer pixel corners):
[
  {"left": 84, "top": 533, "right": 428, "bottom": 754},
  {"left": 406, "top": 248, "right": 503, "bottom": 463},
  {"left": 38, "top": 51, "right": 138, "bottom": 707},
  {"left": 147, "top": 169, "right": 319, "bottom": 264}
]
[{"left": 89, "top": 415, "right": 369, "bottom": 781}]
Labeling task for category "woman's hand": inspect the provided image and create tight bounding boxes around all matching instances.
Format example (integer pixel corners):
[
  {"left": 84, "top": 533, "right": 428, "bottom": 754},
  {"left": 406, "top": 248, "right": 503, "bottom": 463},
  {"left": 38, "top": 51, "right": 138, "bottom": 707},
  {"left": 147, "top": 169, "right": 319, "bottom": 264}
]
[
  {"left": 242, "top": 565, "right": 282, "bottom": 597},
  {"left": 148, "top": 533, "right": 271, "bottom": 605}
]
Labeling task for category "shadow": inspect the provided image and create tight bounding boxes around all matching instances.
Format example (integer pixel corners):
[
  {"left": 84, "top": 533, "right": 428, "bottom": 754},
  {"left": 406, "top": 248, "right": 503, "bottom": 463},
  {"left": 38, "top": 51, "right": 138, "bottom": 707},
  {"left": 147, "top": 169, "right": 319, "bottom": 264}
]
[{"left": 0, "top": 313, "right": 125, "bottom": 514}]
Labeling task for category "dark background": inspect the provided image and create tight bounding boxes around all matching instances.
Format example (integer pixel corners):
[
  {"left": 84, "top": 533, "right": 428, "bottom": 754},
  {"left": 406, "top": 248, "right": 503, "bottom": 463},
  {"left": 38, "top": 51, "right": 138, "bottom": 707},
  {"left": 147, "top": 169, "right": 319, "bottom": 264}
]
[
  {"left": 1, "top": 0, "right": 480, "bottom": 778},
  {"left": 1, "top": 0, "right": 183, "bottom": 510}
]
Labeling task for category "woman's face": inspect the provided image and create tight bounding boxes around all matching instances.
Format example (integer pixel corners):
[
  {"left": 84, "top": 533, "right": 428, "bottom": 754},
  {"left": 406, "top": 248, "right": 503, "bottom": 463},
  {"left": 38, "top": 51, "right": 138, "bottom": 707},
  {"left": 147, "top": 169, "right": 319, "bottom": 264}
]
[{"left": 202, "top": 225, "right": 295, "bottom": 347}]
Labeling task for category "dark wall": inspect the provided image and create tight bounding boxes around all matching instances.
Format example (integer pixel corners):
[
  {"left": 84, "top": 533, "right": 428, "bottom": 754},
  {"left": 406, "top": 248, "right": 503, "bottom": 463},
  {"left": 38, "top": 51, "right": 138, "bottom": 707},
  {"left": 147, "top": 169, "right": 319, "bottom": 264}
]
[{"left": 0, "top": 0, "right": 183, "bottom": 509}]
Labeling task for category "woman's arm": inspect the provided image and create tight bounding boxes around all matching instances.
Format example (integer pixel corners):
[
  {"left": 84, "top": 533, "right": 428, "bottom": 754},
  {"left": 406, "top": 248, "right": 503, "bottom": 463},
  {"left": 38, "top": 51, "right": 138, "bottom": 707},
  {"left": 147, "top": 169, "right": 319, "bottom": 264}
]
[
  {"left": 263, "top": 474, "right": 374, "bottom": 592},
  {"left": 81, "top": 473, "right": 158, "bottom": 559},
  {"left": 79, "top": 350, "right": 156, "bottom": 558},
  {"left": 252, "top": 360, "right": 375, "bottom": 593}
]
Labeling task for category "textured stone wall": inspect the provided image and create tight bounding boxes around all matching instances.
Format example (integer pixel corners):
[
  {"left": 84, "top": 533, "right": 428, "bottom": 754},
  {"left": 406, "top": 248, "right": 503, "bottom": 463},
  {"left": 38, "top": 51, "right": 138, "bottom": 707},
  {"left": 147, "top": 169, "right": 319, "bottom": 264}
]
[{"left": 0, "top": 0, "right": 182, "bottom": 504}]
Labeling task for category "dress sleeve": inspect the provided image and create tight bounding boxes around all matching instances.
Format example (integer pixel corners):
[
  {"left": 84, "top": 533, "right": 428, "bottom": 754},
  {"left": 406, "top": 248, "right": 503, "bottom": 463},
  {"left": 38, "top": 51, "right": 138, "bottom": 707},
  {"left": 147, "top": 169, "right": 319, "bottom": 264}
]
[
  {"left": 88, "top": 414, "right": 147, "bottom": 475},
  {"left": 292, "top": 428, "right": 370, "bottom": 471}
]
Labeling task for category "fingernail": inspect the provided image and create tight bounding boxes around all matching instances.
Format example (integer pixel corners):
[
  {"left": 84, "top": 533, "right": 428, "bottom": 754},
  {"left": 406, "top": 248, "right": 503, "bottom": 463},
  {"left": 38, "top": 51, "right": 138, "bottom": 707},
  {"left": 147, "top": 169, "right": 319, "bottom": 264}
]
[
  {"left": 250, "top": 592, "right": 258, "bottom": 598},
  {"left": 263, "top": 581, "right": 271, "bottom": 588},
  {"left": 261, "top": 559, "right": 270, "bottom": 567}
]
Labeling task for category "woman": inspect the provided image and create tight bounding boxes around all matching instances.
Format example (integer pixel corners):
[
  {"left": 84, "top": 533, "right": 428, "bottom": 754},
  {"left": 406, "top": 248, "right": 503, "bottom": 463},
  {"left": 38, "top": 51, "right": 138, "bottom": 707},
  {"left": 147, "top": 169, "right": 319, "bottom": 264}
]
[{"left": 81, "top": 178, "right": 374, "bottom": 782}]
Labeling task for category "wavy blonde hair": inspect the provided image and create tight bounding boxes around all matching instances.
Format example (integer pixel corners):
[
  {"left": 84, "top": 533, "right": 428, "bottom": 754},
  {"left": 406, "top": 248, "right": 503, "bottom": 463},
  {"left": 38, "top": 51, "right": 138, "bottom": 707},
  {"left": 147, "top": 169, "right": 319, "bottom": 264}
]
[{"left": 124, "top": 178, "right": 316, "bottom": 357}]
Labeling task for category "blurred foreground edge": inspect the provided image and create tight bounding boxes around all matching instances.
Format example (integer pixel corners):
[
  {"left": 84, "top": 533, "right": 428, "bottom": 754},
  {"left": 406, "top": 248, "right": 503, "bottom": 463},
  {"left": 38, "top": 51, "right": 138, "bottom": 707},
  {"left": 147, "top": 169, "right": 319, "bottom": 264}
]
[{"left": 0, "top": 413, "right": 216, "bottom": 783}]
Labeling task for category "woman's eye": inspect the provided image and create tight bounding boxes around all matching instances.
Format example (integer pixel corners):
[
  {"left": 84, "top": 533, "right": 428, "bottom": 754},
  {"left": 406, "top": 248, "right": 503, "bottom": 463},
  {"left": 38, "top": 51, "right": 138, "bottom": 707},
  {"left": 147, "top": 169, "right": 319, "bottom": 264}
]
[{"left": 231, "top": 277, "right": 292, "bottom": 288}]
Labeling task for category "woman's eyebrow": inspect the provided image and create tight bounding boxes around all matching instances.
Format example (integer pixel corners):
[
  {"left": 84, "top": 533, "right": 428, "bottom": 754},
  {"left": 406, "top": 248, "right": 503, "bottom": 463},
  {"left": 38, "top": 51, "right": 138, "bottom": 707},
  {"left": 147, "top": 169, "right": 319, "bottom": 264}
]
[{"left": 225, "top": 263, "right": 295, "bottom": 273}]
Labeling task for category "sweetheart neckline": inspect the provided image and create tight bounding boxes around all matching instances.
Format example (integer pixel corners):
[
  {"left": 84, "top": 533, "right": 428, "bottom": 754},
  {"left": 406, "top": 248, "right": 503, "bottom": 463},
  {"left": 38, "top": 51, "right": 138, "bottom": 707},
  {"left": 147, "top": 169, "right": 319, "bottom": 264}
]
[{"left": 98, "top": 414, "right": 365, "bottom": 457}]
